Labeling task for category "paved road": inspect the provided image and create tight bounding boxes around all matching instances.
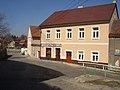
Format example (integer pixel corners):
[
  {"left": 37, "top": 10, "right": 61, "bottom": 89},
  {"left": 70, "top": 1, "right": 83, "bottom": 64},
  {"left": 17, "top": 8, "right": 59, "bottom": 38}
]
[{"left": 0, "top": 49, "right": 120, "bottom": 90}]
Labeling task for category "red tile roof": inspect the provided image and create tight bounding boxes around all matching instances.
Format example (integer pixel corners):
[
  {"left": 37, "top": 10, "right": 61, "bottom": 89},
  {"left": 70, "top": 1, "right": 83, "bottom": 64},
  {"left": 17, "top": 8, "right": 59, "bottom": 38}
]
[
  {"left": 30, "top": 26, "right": 40, "bottom": 37},
  {"left": 20, "top": 40, "right": 27, "bottom": 43},
  {"left": 109, "top": 20, "right": 120, "bottom": 38},
  {"left": 39, "top": 3, "right": 116, "bottom": 28}
]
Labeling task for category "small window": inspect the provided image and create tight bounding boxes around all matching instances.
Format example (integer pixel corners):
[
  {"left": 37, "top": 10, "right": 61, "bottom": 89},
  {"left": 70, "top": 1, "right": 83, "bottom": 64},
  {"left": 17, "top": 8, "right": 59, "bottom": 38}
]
[
  {"left": 78, "top": 28, "right": 84, "bottom": 39},
  {"left": 56, "top": 29, "right": 61, "bottom": 39},
  {"left": 46, "top": 30, "right": 50, "bottom": 39},
  {"left": 91, "top": 51, "right": 99, "bottom": 62},
  {"left": 78, "top": 51, "right": 84, "bottom": 61},
  {"left": 115, "top": 49, "right": 120, "bottom": 55},
  {"left": 67, "top": 29, "right": 72, "bottom": 39},
  {"left": 92, "top": 27, "right": 99, "bottom": 39}
]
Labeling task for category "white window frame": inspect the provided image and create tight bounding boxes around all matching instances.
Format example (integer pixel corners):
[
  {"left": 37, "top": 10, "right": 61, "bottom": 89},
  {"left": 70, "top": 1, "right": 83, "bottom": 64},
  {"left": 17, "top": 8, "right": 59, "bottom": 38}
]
[
  {"left": 91, "top": 51, "right": 99, "bottom": 62},
  {"left": 78, "top": 28, "right": 85, "bottom": 39},
  {"left": 55, "top": 29, "right": 61, "bottom": 39},
  {"left": 92, "top": 27, "right": 100, "bottom": 39},
  {"left": 66, "top": 29, "right": 72, "bottom": 39},
  {"left": 77, "top": 50, "right": 84, "bottom": 61},
  {"left": 46, "top": 30, "right": 50, "bottom": 39}
]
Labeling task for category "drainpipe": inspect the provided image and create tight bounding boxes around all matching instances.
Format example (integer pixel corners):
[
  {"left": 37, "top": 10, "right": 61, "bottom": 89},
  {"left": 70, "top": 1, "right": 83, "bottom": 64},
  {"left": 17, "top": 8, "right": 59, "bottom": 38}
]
[
  {"left": 40, "top": 29, "right": 42, "bottom": 59},
  {"left": 114, "top": 37, "right": 116, "bottom": 66}
]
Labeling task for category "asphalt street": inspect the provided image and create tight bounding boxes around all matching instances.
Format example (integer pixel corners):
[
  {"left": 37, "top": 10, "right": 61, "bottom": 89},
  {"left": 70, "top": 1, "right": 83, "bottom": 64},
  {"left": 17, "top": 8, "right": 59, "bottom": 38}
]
[{"left": 0, "top": 49, "right": 120, "bottom": 90}]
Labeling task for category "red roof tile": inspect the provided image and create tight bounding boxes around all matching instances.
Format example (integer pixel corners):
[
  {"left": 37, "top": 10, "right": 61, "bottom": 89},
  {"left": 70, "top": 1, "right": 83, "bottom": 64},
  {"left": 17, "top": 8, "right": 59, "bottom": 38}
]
[
  {"left": 39, "top": 3, "right": 116, "bottom": 28},
  {"left": 30, "top": 26, "right": 40, "bottom": 37},
  {"left": 109, "top": 20, "right": 120, "bottom": 38},
  {"left": 20, "top": 40, "right": 27, "bottom": 43}
]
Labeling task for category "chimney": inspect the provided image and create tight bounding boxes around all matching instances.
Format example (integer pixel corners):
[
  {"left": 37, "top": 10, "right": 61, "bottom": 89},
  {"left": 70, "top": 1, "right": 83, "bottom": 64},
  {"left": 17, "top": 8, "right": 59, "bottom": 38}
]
[
  {"left": 78, "top": 6, "right": 84, "bottom": 8},
  {"left": 113, "top": 0, "right": 116, "bottom": 3}
]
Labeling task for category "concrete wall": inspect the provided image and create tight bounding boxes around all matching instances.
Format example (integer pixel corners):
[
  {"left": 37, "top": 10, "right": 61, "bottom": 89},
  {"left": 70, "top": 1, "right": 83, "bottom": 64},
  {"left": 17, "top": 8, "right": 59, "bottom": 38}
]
[
  {"left": 109, "top": 7, "right": 119, "bottom": 66},
  {"left": 31, "top": 46, "right": 40, "bottom": 58},
  {"left": 109, "top": 38, "right": 120, "bottom": 66}
]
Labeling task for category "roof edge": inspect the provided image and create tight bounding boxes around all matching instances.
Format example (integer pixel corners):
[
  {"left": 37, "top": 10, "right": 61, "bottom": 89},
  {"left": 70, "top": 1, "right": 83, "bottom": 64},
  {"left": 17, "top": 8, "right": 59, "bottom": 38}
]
[{"left": 39, "top": 20, "right": 110, "bottom": 29}]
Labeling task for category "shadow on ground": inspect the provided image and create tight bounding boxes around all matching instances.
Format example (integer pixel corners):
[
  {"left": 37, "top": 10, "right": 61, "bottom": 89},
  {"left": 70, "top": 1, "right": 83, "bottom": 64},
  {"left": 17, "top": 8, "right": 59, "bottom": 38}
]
[
  {"left": 0, "top": 55, "right": 12, "bottom": 61},
  {"left": 0, "top": 59, "right": 63, "bottom": 90}
]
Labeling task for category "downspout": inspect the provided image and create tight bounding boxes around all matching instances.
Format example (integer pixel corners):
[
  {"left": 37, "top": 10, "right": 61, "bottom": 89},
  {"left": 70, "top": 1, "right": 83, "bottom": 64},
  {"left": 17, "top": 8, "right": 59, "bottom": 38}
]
[
  {"left": 114, "top": 37, "right": 116, "bottom": 66},
  {"left": 40, "top": 29, "right": 42, "bottom": 59}
]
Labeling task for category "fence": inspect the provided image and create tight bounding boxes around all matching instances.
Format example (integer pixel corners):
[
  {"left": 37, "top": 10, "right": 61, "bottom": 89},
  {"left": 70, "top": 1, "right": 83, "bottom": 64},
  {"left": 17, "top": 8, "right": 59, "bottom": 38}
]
[{"left": 78, "top": 61, "right": 120, "bottom": 79}]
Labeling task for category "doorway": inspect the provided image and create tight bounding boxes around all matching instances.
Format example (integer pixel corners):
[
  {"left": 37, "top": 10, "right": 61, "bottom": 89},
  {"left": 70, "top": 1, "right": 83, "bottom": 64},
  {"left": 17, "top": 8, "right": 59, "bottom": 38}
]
[
  {"left": 46, "top": 48, "right": 51, "bottom": 59},
  {"left": 55, "top": 48, "right": 60, "bottom": 61},
  {"left": 66, "top": 51, "right": 72, "bottom": 62},
  {"left": 37, "top": 51, "right": 40, "bottom": 58}
]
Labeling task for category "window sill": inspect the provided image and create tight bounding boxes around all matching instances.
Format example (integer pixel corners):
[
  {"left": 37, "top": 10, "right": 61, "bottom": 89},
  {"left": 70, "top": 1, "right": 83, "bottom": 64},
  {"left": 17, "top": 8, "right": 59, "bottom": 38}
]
[
  {"left": 92, "top": 38, "right": 99, "bottom": 40},
  {"left": 78, "top": 38, "right": 85, "bottom": 40},
  {"left": 55, "top": 38, "right": 61, "bottom": 40},
  {"left": 66, "top": 38, "right": 72, "bottom": 40},
  {"left": 91, "top": 61, "right": 99, "bottom": 63},
  {"left": 78, "top": 60, "right": 84, "bottom": 61},
  {"left": 46, "top": 39, "right": 50, "bottom": 40}
]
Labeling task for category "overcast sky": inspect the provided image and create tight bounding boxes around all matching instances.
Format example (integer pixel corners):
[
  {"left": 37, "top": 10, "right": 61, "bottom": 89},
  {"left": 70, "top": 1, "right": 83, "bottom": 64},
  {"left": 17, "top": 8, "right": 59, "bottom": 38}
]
[{"left": 0, "top": 0, "right": 120, "bottom": 36}]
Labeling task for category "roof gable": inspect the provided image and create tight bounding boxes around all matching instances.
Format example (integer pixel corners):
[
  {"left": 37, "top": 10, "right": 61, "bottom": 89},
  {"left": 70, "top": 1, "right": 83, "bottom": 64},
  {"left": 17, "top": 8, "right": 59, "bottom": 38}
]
[
  {"left": 39, "top": 3, "right": 116, "bottom": 28},
  {"left": 30, "top": 26, "right": 40, "bottom": 38},
  {"left": 109, "top": 20, "right": 120, "bottom": 38}
]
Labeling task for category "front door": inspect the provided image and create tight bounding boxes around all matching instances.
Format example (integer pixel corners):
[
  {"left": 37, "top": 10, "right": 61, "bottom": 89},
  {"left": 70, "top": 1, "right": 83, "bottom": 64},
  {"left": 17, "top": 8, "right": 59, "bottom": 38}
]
[
  {"left": 56, "top": 48, "right": 60, "bottom": 61},
  {"left": 66, "top": 51, "right": 72, "bottom": 62},
  {"left": 37, "top": 51, "right": 40, "bottom": 58},
  {"left": 46, "top": 48, "right": 51, "bottom": 59}
]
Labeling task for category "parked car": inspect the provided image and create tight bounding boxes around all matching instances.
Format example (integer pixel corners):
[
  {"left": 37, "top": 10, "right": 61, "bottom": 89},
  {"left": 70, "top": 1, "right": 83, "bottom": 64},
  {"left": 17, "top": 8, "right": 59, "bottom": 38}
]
[{"left": 20, "top": 47, "right": 27, "bottom": 55}]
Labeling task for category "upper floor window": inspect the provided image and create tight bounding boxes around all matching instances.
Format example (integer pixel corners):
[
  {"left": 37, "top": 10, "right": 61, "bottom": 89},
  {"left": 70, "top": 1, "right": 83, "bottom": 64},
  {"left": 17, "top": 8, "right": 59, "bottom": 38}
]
[
  {"left": 92, "top": 27, "right": 99, "bottom": 39},
  {"left": 78, "top": 28, "right": 84, "bottom": 39},
  {"left": 56, "top": 29, "right": 61, "bottom": 39},
  {"left": 78, "top": 51, "right": 84, "bottom": 61},
  {"left": 66, "top": 29, "right": 72, "bottom": 39},
  {"left": 46, "top": 30, "right": 50, "bottom": 39},
  {"left": 91, "top": 51, "right": 99, "bottom": 62}
]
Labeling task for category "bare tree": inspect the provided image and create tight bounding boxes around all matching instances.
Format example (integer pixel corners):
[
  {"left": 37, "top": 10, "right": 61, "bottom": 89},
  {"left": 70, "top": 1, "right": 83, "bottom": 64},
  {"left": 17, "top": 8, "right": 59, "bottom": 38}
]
[
  {"left": 0, "top": 13, "right": 11, "bottom": 49},
  {"left": 0, "top": 14, "right": 10, "bottom": 37},
  {"left": 20, "top": 34, "right": 27, "bottom": 40}
]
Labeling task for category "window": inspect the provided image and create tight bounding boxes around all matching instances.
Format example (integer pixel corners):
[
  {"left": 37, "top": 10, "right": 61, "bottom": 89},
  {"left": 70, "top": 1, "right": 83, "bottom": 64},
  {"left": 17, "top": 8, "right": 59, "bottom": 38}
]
[
  {"left": 56, "top": 29, "right": 61, "bottom": 39},
  {"left": 115, "top": 49, "right": 120, "bottom": 55},
  {"left": 46, "top": 30, "right": 50, "bottom": 39},
  {"left": 67, "top": 29, "right": 72, "bottom": 39},
  {"left": 92, "top": 27, "right": 99, "bottom": 39},
  {"left": 91, "top": 51, "right": 99, "bottom": 62},
  {"left": 78, "top": 28, "right": 84, "bottom": 39},
  {"left": 78, "top": 51, "right": 84, "bottom": 61}
]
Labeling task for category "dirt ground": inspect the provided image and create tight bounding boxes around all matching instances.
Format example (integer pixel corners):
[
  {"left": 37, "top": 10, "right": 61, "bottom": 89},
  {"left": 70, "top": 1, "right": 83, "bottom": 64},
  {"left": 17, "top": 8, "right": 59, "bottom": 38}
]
[{"left": 43, "top": 74, "right": 120, "bottom": 90}]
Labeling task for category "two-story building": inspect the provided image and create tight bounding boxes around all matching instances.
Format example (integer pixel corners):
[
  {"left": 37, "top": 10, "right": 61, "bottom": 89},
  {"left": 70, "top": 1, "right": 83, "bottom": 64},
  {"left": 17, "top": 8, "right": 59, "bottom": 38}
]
[
  {"left": 27, "top": 26, "right": 41, "bottom": 58},
  {"left": 39, "top": 2, "right": 120, "bottom": 65}
]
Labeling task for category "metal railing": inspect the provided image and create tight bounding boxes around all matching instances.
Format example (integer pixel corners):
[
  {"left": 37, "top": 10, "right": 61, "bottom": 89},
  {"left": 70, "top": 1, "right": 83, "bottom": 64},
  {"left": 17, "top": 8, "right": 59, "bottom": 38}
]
[{"left": 78, "top": 61, "right": 120, "bottom": 79}]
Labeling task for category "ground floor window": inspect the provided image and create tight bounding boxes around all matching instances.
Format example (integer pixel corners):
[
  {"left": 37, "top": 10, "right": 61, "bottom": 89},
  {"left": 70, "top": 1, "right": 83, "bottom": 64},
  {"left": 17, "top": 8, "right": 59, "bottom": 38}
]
[
  {"left": 91, "top": 51, "right": 99, "bottom": 62},
  {"left": 78, "top": 51, "right": 84, "bottom": 61}
]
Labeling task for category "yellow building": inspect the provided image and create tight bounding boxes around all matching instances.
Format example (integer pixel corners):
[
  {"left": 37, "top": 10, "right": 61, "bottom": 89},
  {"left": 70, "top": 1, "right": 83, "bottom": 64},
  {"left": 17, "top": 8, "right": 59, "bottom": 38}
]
[{"left": 39, "top": 3, "right": 119, "bottom": 65}]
